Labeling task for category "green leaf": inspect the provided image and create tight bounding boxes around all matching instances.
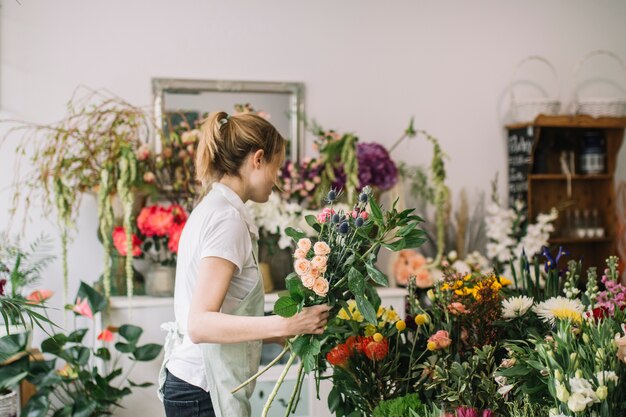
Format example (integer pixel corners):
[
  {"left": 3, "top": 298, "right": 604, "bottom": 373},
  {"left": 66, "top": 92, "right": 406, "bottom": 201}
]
[
  {"left": 0, "top": 333, "right": 29, "bottom": 362},
  {"left": 128, "top": 379, "right": 154, "bottom": 388},
  {"left": 0, "top": 356, "right": 29, "bottom": 390},
  {"left": 347, "top": 268, "right": 365, "bottom": 296},
  {"left": 21, "top": 393, "right": 51, "bottom": 417},
  {"left": 76, "top": 281, "right": 107, "bottom": 315},
  {"left": 114, "top": 342, "right": 135, "bottom": 353},
  {"left": 286, "top": 275, "right": 305, "bottom": 303},
  {"left": 133, "top": 343, "right": 163, "bottom": 361},
  {"left": 305, "top": 215, "right": 321, "bottom": 232},
  {"left": 72, "top": 396, "right": 97, "bottom": 417},
  {"left": 52, "top": 406, "right": 72, "bottom": 417},
  {"left": 369, "top": 197, "right": 383, "bottom": 224},
  {"left": 119, "top": 324, "right": 143, "bottom": 345},
  {"left": 302, "top": 353, "right": 316, "bottom": 373},
  {"left": 285, "top": 227, "right": 306, "bottom": 242},
  {"left": 291, "top": 336, "right": 321, "bottom": 357},
  {"left": 366, "top": 263, "right": 388, "bottom": 286},
  {"left": 66, "top": 346, "right": 90, "bottom": 366},
  {"left": 273, "top": 296, "right": 299, "bottom": 317},
  {"left": 66, "top": 328, "right": 88, "bottom": 343},
  {"left": 94, "top": 347, "right": 111, "bottom": 361},
  {"left": 355, "top": 295, "right": 377, "bottom": 325}
]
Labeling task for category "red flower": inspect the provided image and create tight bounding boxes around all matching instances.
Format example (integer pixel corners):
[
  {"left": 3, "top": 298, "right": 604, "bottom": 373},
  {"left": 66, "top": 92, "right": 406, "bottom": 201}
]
[
  {"left": 364, "top": 338, "right": 389, "bottom": 361},
  {"left": 592, "top": 306, "right": 610, "bottom": 321},
  {"left": 456, "top": 406, "right": 479, "bottom": 417},
  {"left": 345, "top": 335, "right": 364, "bottom": 353},
  {"left": 27, "top": 289, "right": 54, "bottom": 303},
  {"left": 168, "top": 221, "right": 185, "bottom": 254},
  {"left": 169, "top": 204, "right": 188, "bottom": 224},
  {"left": 97, "top": 328, "right": 114, "bottom": 342},
  {"left": 326, "top": 344, "right": 351, "bottom": 367},
  {"left": 0, "top": 279, "right": 6, "bottom": 296},
  {"left": 138, "top": 206, "right": 174, "bottom": 237},
  {"left": 112, "top": 227, "right": 142, "bottom": 257}
]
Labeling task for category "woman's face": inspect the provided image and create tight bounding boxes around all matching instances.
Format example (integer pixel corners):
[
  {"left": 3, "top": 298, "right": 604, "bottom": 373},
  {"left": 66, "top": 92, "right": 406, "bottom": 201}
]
[{"left": 247, "top": 150, "right": 283, "bottom": 203}]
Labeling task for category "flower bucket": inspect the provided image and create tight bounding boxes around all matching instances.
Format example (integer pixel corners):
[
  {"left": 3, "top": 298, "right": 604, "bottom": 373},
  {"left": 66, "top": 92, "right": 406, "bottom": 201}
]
[
  {"left": 0, "top": 390, "right": 18, "bottom": 417},
  {"left": 145, "top": 264, "right": 175, "bottom": 297}
]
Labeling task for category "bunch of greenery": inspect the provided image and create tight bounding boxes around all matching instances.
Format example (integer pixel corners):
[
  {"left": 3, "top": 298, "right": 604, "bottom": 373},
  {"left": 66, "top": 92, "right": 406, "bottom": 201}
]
[{"left": 372, "top": 393, "right": 426, "bottom": 417}]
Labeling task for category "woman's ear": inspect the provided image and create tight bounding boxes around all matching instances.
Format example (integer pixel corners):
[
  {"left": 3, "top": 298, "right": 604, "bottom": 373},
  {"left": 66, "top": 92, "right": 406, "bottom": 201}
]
[{"left": 252, "top": 149, "right": 265, "bottom": 168}]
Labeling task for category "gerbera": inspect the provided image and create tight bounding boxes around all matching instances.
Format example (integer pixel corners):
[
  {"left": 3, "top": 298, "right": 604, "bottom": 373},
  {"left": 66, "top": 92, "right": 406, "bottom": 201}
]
[
  {"left": 501, "top": 296, "right": 534, "bottom": 320},
  {"left": 533, "top": 296, "right": 584, "bottom": 324}
]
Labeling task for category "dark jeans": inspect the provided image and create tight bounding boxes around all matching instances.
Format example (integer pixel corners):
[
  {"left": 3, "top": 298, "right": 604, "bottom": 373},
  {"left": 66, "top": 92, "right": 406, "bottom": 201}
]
[{"left": 163, "top": 369, "right": 216, "bottom": 417}]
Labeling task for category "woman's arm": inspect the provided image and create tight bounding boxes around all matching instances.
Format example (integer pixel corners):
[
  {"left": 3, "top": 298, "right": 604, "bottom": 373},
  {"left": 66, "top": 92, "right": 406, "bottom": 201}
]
[{"left": 187, "top": 256, "right": 330, "bottom": 344}]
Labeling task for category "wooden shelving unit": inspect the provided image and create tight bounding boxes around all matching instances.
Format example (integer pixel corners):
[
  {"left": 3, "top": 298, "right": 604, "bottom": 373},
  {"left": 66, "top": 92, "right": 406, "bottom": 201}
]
[{"left": 506, "top": 114, "right": 626, "bottom": 268}]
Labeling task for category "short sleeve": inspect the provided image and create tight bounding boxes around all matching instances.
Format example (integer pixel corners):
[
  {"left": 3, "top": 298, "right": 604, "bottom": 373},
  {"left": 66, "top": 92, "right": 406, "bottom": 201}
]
[{"left": 200, "top": 213, "right": 252, "bottom": 275}]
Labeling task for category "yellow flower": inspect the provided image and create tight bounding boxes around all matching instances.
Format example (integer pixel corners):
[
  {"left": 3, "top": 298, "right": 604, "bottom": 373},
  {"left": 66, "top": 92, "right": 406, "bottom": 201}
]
[
  {"left": 337, "top": 300, "right": 364, "bottom": 322},
  {"left": 383, "top": 309, "right": 399, "bottom": 324},
  {"left": 377, "top": 306, "right": 385, "bottom": 318},
  {"left": 396, "top": 320, "right": 406, "bottom": 331},
  {"left": 499, "top": 276, "right": 513, "bottom": 286},
  {"left": 463, "top": 274, "right": 472, "bottom": 281},
  {"left": 337, "top": 308, "right": 351, "bottom": 320},
  {"left": 414, "top": 314, "right": 429, "bottom": 325},
  {"left": 427, "top": 341, "right": 438, "bottom": 351},
  {"left": 364, "top": 324, "right": 377, "bottom": 336},
  {"left": 352, "top": 310, "right": 364, "bottom": 323},
  {"left": 57, "top": 364, "right": 78, "bottom": 379},
  {"left": 373, "top": 333, "right": 383, "bottom": 342}
]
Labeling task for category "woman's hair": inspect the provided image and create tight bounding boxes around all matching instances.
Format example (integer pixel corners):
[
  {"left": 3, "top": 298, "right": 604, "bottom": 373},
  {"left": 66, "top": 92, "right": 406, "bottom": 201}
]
[{"left": 195, "top": 111, "right": 286, "bottom": 188}]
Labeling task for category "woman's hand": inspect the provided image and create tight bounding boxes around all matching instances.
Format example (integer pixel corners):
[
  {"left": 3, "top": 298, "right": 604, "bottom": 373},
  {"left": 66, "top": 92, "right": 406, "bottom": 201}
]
[{"left": 283, "top": 305, "right": 331, "bottom": 336}]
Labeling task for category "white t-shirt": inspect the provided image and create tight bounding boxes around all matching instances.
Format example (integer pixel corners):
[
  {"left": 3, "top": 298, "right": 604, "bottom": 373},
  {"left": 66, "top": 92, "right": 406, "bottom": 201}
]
[{"left": 166, "top": 183, "right": 260, "bottom": 391}]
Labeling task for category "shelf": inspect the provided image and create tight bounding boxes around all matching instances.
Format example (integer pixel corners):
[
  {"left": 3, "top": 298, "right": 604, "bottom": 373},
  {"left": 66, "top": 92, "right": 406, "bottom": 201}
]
[
  {"left": 528, "top": 174, "right": 612, "bottom": 180},
  {"left": 549, "top": 236, "right": 612, "bottom": 244},
  {"left": 506, "top": 114, "right": 626, "bottom": 130},
  {"left": 109, "top": 295, "right": 174, "bottom": 310}
]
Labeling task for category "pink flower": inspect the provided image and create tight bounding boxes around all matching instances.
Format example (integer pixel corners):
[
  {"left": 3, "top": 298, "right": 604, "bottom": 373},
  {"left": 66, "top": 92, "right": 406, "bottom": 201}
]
[
  {"left": 97, "top": 329, "right": 114, "bottom": 342},
  {"left": 297, "top": 238, "right": 312, "bottom": 253},
  {"left": 316, "top": 208, "right": 335, "bottom": 224},
  {"left": 26, "top": 289, "right": 54, "bottom": 303},
  {"left": 169, "top": 205, "right": 188, "bottom": 224},
  {"left": 456, "top": 407, "right": 479, "bottom": 417},
  {"left": 312, "top": 278, "right": 329, "bottom": 297},
  {"left": 301, "top": 275, "right": 316, "bottom": 289},
  {"left": 136, "top": 144, "right": 151, "bottom": 161},
  {"left": 448, "top": 302, "right": 470, "bottom": 315},
  {"left": 112, "top": 227, "right": 143, "bottom": 257},
  {"left": 482, "top": 410, "right": 494, "bottom": 417},
  {"left": 73, "top": 297, "right": 94, "bottom": 319},
  {"left": 360, "top": 211, "right": 369, "bottom": 220},
  {"left": 167, "top": 222, "right": 185, "bottom": 254},
  {"left": 294, "top": 248, "right": 307, "bottom": 259},
  {"left": 427, "top": 330, "right": 451, "bottom": 350},
  {"left": 294, "top": 259, "right": 312, "bottom": 276},
  {"left": 311, "top": 255, "right": 327, "bottom": 270},
  {"left": 137, "top": 206, "right": 174, "bottom": 237},
  {"left": 0, "top": 279, "right": 5, "bottom": 296}
]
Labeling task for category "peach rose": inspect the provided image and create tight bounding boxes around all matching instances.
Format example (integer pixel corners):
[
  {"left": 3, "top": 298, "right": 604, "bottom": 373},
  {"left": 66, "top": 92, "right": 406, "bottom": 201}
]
[
  {"left": 301, "top": 274, "right": 316, "bottom": 289},
  {"left": 311, "top": 255, "right": 328, "bottom": 269},
  {"left": 427, "top": 330, "right": 452, "bottom": 350},
  {"left": 314, "top": 241, "right": 331, "bottom": 256},
  {"left": 447, "top": 302, "right": 470, "bottom": 315},
  {"left": 313, "top": 277, "right": 329, "bottom": 297},
  {"left": 294, "top": 259, "right": 311, "bottom": 276},
  {"left": 294, "top": 248, "right": 307, "bottom": 259},
  {"left": 616, "top": 332, "right": 626, "bottom": 363},
  {"left": 414, "top": 267, "right": 434, "bottom": 289},
  {"left": 297, "top": 238, "right": 312, "bottom": 253},
  {"left": 309, "top": 267, "right": 322, "bottom": 278}
]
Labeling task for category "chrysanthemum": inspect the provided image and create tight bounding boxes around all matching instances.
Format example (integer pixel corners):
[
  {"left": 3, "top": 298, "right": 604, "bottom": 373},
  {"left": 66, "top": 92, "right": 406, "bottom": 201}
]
[
  {"left": 501, "top": 296, "right": 534, "bottom": 320},
  {"left": 533, "top": 296, "right": 584, "bottom": 324}
]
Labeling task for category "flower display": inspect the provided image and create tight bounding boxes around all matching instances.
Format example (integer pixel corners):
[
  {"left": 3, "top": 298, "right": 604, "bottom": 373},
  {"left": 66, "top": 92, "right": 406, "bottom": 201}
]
[
  {"left": 533, "top": 296, "right": 584, "bottom": 324},
  {"left": 501, "top": 295, "right": 534, "bottom": 320}
]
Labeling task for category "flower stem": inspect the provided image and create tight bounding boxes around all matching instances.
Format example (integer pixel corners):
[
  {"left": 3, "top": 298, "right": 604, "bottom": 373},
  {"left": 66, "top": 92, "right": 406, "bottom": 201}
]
[
  {"left": 284, "top": 361, "right": 305, "bottom": 416},
  {"left": 230, "top": 342, "right": 291, "bottom": 394},
  {"left": 263, "top": 352, "right": 296, "bottom": 417}
]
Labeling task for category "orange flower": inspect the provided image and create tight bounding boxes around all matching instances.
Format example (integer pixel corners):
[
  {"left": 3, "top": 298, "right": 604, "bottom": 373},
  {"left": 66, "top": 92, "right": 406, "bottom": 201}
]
[
  {"left": 73, "top": 297, "right": 94, "bottom": 319},
  {"left": 137, "top": 206, "right": 174, "bottom": 237},
  {"left": 26, "top": 289, "right": 54, "bottom": 303},
  {"left": 97, "top": 328, "right": 114, "bottom": 342},
  {"left": 326, "top": 344, "right": 351, "bottom": 367},
  {"left": 447, "top": 302, "right": 470, "bottom": 315},
  {"left": 364, "top": 338, "right": 389, "bottom": 361}
]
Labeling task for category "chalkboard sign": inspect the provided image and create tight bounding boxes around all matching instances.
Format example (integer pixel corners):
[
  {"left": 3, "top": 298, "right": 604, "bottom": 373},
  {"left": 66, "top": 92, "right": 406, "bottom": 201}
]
[{"left": 507, "top": 127, "right": 535, "bottom": 207}]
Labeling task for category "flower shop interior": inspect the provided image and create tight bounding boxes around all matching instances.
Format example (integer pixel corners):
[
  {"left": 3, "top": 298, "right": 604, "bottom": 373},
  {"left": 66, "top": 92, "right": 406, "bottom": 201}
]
[{"left": 2, "top": 1, "right": 626, "bottom": 417}]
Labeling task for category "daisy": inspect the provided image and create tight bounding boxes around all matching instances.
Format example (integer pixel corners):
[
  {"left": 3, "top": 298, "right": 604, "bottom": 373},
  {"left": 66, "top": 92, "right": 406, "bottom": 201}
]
[
  {"left": 501, "top": 295, "right": 534, "bottom": 320},
  {"left": 533, "top": 296, "right": 584, "bottom": 324}
]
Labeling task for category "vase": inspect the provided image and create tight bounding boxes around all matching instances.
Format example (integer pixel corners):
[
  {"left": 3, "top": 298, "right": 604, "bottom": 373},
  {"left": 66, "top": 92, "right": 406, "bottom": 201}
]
[
  {"left": 259, "top": 262, "right": 274, "bottom": 293},
  {"left": 0, "top": 390, "right": 18, "bottom": 417},
  {"left": 145, "top": 264, "right": 176, "bottom": 297}
]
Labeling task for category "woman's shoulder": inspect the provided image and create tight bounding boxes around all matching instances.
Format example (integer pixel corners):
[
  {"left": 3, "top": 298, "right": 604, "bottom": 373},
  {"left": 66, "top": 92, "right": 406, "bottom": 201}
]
[{"left": 192, "top": 192, "right": 245, "bottom": 225}]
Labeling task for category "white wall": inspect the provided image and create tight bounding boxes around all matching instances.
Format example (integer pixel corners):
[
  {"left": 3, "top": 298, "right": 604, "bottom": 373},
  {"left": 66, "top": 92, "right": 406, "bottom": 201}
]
[{"left": 1, "top": 0, "right": 626, "bottom": 411}]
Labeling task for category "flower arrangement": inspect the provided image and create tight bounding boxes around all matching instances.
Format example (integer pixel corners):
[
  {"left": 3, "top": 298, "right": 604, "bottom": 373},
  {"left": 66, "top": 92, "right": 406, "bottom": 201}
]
[
  {"left": 232, "top": 187, "right": 426, "bottom": 416},
  {"left": 112, "top": 204, "right": 188, "bottom": 266},
  {"left": 277, "top": 157, "right": 323, "bottom": 208}
]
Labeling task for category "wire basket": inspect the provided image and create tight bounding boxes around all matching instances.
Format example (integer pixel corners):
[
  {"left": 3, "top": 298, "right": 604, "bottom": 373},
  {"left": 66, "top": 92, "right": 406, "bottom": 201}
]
[
  {"left": 572, "top": 50, "right": 626, "bottom": 118},
  {"left": 510, "top": 55, "right": 561, "bottom": 123}
]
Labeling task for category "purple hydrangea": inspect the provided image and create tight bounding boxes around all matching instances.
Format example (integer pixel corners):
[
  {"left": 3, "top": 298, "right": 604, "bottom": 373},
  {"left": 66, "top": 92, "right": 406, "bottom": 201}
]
[{"left": 356, "top": 142, "right": 398, "bottom": 190}]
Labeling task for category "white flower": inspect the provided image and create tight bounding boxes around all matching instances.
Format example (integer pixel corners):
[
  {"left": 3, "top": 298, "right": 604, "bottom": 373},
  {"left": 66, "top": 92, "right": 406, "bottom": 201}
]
[
  {"left": 555, "top": 382, "right": 570, "bottom": 402},
  {"left": 595, "top": 371, "right": 619, "bottom": 386},
  {"left": 568, "top": 377, "right": 599, "bottom": 408},
  {"left": 451, "top": 260, "right": 470, "bottom": 275},
  {"left": 533, "top": 297, "right": 584, "bottom": 324},
  {"left": 502, "top": 296, "right": 534, "bottom": 320}
]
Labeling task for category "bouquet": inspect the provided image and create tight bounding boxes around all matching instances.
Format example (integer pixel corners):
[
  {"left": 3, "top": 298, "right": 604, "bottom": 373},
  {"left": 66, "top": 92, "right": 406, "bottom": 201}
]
[
  {"left": 112, "top": 203, "right": 187, "bottom": 266},
  {"left": 233, "top": 186, "right": 426, "bottom": 416}
]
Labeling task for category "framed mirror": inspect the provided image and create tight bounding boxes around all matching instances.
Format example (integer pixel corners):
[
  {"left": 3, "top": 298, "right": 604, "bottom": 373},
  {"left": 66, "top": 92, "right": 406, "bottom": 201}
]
[{"left": 152, "top": 78, "right": 305, "bottom": 163}]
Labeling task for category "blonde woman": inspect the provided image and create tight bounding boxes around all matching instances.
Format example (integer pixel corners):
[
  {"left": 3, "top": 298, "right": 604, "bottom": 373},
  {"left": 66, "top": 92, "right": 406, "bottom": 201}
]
[{"left": 158, "top": 112, "right": 330, "bottom": 417}]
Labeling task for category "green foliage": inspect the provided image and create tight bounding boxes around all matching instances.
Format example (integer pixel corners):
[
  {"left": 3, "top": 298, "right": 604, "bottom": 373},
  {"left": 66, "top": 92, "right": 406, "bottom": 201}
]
[{"left": 372, "top": 393, "right": 425, "bottom": 417}]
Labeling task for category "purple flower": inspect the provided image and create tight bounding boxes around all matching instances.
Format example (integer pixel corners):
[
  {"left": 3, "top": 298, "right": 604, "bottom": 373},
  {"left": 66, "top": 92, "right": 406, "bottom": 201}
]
[{"left": 356, "top": 142, "right": 398, "bottom": 191}]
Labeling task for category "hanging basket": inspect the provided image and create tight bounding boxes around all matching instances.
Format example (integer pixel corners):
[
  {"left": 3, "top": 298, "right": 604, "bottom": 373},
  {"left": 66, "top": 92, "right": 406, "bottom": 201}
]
[
  {"left": 572, "top": 50, "right": 626, "bottom": 118},
  {"left": 510, "top": 55, "right": 561, "bottom": 123}
]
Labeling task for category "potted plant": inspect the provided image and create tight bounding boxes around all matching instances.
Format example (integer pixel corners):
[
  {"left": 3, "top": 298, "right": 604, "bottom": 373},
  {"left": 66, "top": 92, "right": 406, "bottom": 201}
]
[
  {"left": 112, "top": 203, "right": 187, "bottom": 296},
  {"left": 3, "top": 88, "right": 155, "bottom": 304},
  {"left": 0, "top": 332, "right": 29, "bottom": 417}
]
